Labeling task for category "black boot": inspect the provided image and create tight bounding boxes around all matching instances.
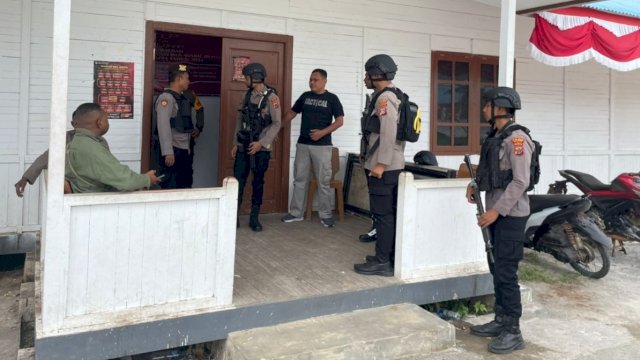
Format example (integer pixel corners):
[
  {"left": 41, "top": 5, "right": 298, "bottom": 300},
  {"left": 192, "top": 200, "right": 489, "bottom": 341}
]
[
  {"left": 354, "top": 258, "right": 393, "bottom": 277},
  {"left": 488, "top": 316, "right": 525, "bottom": 354},
  {"left": 470, "top": 305, "right": 505, "bottom": 337},
  {"left": 249, "top": 206, "right": 262, "bottom": 232}
]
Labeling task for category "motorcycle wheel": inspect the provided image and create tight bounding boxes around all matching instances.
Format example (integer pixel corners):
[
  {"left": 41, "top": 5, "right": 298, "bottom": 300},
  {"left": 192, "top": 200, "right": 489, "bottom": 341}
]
[{"left": 570, "top": 235, "right": 610, "bottom": 279}]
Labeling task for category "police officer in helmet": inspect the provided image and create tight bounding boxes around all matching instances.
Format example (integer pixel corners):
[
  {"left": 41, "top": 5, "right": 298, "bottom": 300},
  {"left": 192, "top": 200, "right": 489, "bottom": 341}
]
[
  {"left": 354, "top": 54, "right": 406, "bottom": 277},
  {"left": 466, "top": 86, "right": 533, "bottom": 354},
  {"left": 154, "top": 63, "right": 200, "bottom": 189},
  {"left": 231, "top": 63, "right": 282, "bottom": 231}
]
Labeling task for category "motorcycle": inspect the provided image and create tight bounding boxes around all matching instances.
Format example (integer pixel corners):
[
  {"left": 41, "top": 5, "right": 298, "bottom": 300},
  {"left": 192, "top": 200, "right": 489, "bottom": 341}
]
[
  {"left": 525, "top": 194, "right": 611, "bottom": 279},
  {"left": 549, "top": 170, "right": 640, "bottom": 253}
]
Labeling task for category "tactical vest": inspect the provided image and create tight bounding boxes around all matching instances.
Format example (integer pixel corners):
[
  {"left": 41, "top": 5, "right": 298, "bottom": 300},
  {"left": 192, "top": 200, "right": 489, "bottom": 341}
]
[
  {"left": 237, "top": 88, "right": 274, "bottom": 146},
  {"left": 476, "top": 122, "right": 540, "bottom": 192},
  {"left": 359, "top": 89, "right": 387, "bottom": 160},
  {"left": 163, "top": 89, "right": 193, "bottom": 133}
]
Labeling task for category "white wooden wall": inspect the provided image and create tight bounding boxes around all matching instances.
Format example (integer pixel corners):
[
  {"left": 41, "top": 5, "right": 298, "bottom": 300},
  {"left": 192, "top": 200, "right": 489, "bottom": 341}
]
[
  {"left": 2, "top": 0, "right": 640, "bottom": 231},
  {"left": 396, "top": 173, "right": 489, "bottom": 280},
  {"left": 40, "top": 179, "right": 238, "bottom": 334}
]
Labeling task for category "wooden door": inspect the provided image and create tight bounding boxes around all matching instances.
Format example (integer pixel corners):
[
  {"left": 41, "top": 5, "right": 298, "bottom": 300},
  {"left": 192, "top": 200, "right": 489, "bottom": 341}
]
[{"left": 219, "top": 38, "right": 288, "bottom": 213}]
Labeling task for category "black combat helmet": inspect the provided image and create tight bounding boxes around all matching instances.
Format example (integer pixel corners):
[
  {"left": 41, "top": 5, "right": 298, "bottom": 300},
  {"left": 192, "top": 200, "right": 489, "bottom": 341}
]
[
  {"left": 242, "top": 63, "right": 267, "bottom": 82},
  {"left": 482, "top": 87, "right": 522, "bottom": 110},
  {"left": 365, "top": 54, "right": 397, "bottom": 80}
]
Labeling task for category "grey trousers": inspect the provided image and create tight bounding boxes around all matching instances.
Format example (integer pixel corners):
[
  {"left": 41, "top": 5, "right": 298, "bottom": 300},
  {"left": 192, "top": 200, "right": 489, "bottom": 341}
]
[{"left": 289, "top": 143, "right": 333, "bottom": 219}]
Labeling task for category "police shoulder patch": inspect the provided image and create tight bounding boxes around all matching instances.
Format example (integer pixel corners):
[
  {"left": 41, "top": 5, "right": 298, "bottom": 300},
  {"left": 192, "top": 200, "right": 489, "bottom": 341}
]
[
  {"left": 512, "top": 137, "right": 525, "bottom": 156},
  {"left": 377, "top": 97, "right": 388, "bottom": 117},
  {"left": 160, "top": 99, "right": 168, "bottom": 107},
  {"left": 270, "top": 96, "right": 280, "bottom": 109}
]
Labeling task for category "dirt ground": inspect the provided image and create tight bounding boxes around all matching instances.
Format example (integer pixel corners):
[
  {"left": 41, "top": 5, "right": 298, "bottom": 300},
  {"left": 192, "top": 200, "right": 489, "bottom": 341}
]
[
  {"left": 453, "top": 242, "right": 640, "bottom": 359},
  {"left": 0, "top": 269, "right": 22, "bottom": 360}
]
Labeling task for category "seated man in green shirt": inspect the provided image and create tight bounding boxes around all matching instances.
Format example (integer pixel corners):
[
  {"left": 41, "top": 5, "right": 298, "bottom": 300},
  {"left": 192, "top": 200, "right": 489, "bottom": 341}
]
[{"left": 65, "top": 103, "right": 160, "bottom": 193}]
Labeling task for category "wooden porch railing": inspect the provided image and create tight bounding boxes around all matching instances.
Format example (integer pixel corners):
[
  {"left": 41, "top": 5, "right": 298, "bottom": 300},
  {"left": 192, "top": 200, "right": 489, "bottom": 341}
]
[{"left": 39, "top": 177, "right": 238, "bottom": 334}]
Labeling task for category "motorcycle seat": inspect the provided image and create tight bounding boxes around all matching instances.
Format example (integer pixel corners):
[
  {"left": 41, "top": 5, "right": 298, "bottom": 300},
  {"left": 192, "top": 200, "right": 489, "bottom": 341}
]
[
  {"left": 564, "top": 170, "right": 611, "bottom": 191},
  {"left": 529, "top": 194, "right": 581, "bottom": 213}
]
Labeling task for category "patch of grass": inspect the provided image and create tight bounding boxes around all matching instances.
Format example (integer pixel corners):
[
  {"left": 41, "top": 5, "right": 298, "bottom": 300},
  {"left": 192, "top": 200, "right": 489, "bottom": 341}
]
[
  {"left": 421, "top": 298, "right": 492, "bottom": 320},
  {"left": 518, "top": 251, "right": 581, "bottom": 284}
]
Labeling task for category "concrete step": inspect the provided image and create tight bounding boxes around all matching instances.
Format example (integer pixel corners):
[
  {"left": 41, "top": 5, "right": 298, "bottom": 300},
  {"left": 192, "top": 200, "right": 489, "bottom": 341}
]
[
  {"left": 224, "top": 303, "right": 455, "bottom": 360},
  {"left": 19, "top": 282, "right": 35, "bottom": 349},
  {"left": 22, "top": 252, "right": 36, "bottom": 283},
  {"left": 417, "top": 347, "right": 484, "bottom": 360},
  {"left": 17, "top": 347, "right": 35, "bottom": 360}
]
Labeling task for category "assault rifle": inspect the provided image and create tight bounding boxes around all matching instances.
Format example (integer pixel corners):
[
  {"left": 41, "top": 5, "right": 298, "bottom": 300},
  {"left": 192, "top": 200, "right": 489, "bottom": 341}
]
[
  {"left": 359, "top": 93, "right": 372, "bottom": 162},
  {"left": 464, "top": 154, "right": 495, "bottom": 264}
]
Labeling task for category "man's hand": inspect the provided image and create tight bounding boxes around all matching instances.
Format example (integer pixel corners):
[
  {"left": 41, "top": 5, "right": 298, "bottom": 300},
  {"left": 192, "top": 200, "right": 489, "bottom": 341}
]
[
  {"left": 146, "top": 170, "right": 161, "bottom": 185},
  {"left": 231, "top": 145, "right": 238, "bottom": 160},
  {"left": 369, "top": 164, "right": 385, "bottom": 179},
  {"left": 478, "top": 208, "right": 499, "bottom": 229},
  {"left": 466, "top": 184, "right": 476, "bottom": 204},
  {"left": 248, "top": 142, "right": 262, "bottom": 155},
  {"left": 15, "top": 177, "right": 28, "bottom": 197},
  {"left": 164, "top": 155, "right": 175, "bottom": 167},
  {"left": 309, "top": 129, "right": 325, "bottom": 142},
  {"left": 191, "top": 129, "right": 201, "bottom": 139}
]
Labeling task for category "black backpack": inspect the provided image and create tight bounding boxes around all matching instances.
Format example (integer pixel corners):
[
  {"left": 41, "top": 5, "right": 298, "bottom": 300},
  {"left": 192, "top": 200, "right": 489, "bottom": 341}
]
[
  {"left": 500, "top": 124, "right": 542, "bottom": 191},
  {"left": 370, "top": 87, "right": 421, "bottom": 142}
]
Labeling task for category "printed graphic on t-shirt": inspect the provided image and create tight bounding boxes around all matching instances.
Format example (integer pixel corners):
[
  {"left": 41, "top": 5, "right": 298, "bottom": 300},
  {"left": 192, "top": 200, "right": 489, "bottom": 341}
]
[{"left": 303, "top": 98, "right": 328, "bottom": 108}]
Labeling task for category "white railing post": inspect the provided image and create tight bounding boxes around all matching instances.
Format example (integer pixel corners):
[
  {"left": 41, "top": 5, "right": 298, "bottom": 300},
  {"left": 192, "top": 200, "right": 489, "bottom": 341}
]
[
  {"left": 499, "top": 0, "right": 517, "bottom": 87},
  {"left": 215, "top": 177, "right": 238, "bottom": 305},
  {"left": 42, "top": 0, "right": 71, "bottom": 333},
  {"left": 395, "top": 172, "right": 418, "bottom": 280}
]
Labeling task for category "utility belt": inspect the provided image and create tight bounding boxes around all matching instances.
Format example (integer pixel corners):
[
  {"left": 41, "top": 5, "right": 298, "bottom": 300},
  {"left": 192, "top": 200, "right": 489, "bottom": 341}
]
[{"left": 236, "top": 129, "right": 258, "bottom": 151}]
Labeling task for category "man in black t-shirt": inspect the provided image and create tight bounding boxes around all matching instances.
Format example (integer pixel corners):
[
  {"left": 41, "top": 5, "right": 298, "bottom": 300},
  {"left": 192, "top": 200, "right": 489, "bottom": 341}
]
[{"left": 281, "top": 69, "right": 344, "bottom": 227}]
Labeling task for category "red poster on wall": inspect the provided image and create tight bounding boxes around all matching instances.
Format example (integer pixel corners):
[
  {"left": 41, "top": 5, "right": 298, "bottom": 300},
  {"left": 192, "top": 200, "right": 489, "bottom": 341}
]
[
  {"left": 233, "top": 56, "right": 252, "bottom": 81},
  {"left": 93, "top": 61, "right": 134, "bottom": 119}
]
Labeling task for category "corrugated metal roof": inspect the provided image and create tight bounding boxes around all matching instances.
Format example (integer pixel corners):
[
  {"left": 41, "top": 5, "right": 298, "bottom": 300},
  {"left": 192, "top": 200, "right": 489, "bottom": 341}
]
[{"left": 585, "top": 0, "right": 640, "bottom": 18}]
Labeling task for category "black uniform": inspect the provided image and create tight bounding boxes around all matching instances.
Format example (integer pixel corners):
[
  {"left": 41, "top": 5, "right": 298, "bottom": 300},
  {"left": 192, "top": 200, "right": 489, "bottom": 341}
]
[
  {"left": 471, "top": 121, "right": 534, "bottom": 353},
  {"left": 353, "top": 87, "right": 405, "bottom": 276},
  {"left": 233, "top": 87, "right": 282, "bottom": 214}
]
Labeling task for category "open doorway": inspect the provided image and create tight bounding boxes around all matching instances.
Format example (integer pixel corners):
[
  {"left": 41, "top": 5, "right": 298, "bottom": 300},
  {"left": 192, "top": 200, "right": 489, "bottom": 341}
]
[
  {"left": 141, "top": 22, "right": 293, "bottom": 213},
  {"left": 152, "top": 31, "right": 222, "bottom": 187}
]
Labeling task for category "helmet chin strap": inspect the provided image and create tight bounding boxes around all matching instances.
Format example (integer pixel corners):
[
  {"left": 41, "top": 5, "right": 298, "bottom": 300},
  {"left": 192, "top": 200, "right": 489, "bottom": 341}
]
[{"left": 489, "top": 103, "right": 512, "bottom": 127}]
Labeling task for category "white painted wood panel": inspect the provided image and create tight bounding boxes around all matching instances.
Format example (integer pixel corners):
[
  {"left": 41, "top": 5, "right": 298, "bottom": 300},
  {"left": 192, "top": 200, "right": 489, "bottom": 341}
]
[
  {"left": 222, "top": 11, "right": 287, "bottom": 34},
  {"left": 536, "top": 155, "right": 564, "bottom": 195},
  {"left": 565, "top": 155, "right": 611, "bottom": 184},
  {"left": 365, "top": 28, "right": 432, "bottom": 159},
  {"left": 0, "top": 0, "right": 22, "bottom": 157},
  {"left": 396, "top": 173, "right": 489, "bottom": 280},
  {"left": 42, "top": 181, "right": 238, "bottom": 334},
  {"left": 0, "top": 162, "right": 26, "bottom": 233},
  {"left": 564, "top": 62, "right": 610, "bottom": 151},
  {"left": 611, "top": 156, "right": 640, "bottom": 177},
  {"left": 515, "top": 58, "right": 564, "bottom": 151},
  {"left": 288, "top": 20, "right": 364, "bottom": 156},
  {"left": 146, "top": 2, "right": 222, "bottom": 28},
  {"left": 611, "top": 70, "right": 640, "bottom": 151}
]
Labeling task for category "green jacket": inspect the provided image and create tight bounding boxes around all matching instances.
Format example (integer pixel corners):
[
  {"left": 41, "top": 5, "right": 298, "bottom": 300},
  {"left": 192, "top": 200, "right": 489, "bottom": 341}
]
[{"left": 65, "top": 128, "right": 150, "bottom": 193}]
